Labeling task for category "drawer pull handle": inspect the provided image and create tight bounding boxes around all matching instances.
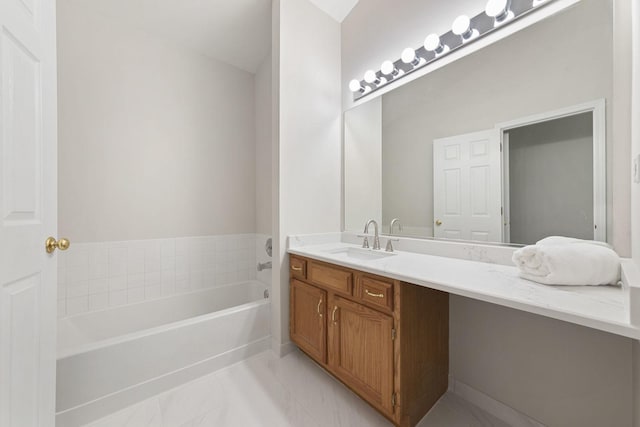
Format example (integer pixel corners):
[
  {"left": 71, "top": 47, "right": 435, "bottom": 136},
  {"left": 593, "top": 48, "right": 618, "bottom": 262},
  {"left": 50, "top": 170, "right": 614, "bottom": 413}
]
[
  {"left": 331, "top": 306, "right": 338, "bottom": 323},
  {"left": 291, "top": 265, "right": 303, "bottom": 271},
  {"left": 365, "top": 289, "right": 384, "bottom": 298},
  {"left": 317, "top": 299, "right": 323, "bottom": 317}
]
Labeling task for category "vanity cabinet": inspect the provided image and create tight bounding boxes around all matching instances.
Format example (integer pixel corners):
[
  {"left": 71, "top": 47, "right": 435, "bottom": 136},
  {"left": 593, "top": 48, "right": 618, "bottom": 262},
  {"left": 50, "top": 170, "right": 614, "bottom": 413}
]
[
  {"left": 290, "top": 279, "right": 326, "bottom": 363},
  {"left": 289, "top": 254, "right": 449, "bottom": 427}
]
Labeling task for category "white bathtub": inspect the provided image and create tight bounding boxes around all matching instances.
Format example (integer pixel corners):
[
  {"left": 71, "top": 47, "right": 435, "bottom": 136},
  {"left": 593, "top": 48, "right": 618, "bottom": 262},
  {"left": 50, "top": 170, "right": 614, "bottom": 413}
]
[{"left": 55, "top": 281, "right": 270, "bottom": 427}]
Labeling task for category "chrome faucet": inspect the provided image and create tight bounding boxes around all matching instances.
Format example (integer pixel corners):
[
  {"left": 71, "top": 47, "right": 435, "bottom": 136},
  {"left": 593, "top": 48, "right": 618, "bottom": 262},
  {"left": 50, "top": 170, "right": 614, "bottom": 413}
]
[
  {"left": 363, "top": 219, "right": 381, "bottom": 250},
  {"left": 390, "top": 218, "right": 402, "bottom": 235},
  {"left": 386, "top": 218, "right": 402, "bottom": 252}
]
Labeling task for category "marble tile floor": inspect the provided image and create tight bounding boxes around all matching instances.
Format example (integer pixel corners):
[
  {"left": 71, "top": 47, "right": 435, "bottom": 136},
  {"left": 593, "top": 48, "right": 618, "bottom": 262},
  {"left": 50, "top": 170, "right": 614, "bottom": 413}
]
[{"left": 85, "top": 349, "right": 513, "bottom": 427}]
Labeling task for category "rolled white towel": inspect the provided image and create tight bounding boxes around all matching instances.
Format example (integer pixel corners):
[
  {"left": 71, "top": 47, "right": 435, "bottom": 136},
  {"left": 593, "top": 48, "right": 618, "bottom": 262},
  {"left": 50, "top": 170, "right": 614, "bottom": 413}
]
[
  {"left": 512, "top": 243, "right": 620, "bottom": 286},
  {"left": 536, "top": 236, "right": 612, "bottom": 249}
]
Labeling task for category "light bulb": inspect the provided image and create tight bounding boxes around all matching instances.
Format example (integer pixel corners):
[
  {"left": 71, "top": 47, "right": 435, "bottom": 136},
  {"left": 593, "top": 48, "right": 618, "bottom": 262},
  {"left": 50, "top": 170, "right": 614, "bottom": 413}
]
[
  {"left": 364, "top": 70, "right": 380, "bottom": 85},
  {"left": 401, "top": 47, "right": 422, "bottom": 67},
  {"left": 486, "top": 0, "right": 513, "bottom": 24},
  {"left": 424, "top": 33, "right": 447, "bottom": 55},
  {"left": 380, "top": 60, "right": 398, "bottom": 76},
  {"left": 349, "top": 79, "right": 364, "bottom": 93},
  {"left": 452, "top": 15, "right": 474, "bottom": 40}
]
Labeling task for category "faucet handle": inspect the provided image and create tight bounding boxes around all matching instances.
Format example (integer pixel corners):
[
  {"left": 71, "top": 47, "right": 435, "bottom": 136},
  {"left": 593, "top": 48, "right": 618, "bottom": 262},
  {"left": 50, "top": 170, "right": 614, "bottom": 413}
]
[
  {"left": 357, "top": 234, "right": 370, "bottom": 249},
  {"left": 385, "top": 238, "right": 400, "bottom": 253}
]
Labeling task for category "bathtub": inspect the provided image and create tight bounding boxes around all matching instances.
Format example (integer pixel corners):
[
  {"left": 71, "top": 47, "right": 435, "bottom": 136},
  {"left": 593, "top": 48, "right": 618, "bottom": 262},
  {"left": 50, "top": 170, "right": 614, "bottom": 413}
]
[{"left": 55, "top": 281, "right": 270, "bottom": 427}]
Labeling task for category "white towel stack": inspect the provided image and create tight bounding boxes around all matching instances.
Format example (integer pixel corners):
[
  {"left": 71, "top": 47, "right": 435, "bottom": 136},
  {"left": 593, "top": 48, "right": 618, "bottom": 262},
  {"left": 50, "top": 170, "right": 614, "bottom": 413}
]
[{"left": 512, "top": 236, "right": 621, "bottom": 286}]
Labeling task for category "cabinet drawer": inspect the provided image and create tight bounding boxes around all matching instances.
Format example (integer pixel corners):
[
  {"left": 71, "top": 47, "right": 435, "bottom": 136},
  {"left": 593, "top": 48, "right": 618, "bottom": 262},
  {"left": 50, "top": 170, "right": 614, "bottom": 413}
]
[
  {"left": 290, "top": 256, "right": 307, "bottom": 279},
  {"left": 308, "top": 261, "right": 353, "bottom": 295},
  {"left": 356, "top": 275, "right": 393, "bottom": 312}
]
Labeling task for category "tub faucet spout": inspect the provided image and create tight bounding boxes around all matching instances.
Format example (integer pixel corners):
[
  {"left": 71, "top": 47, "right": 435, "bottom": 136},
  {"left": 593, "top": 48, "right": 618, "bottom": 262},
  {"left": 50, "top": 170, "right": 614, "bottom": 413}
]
[{"left": 257, "top": 261, "right": 272, "bottom": 271}]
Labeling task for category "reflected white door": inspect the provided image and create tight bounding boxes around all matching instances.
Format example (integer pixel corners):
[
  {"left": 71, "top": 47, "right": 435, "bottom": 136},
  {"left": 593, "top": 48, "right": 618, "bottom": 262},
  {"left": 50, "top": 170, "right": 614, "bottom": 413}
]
[
  {"left": 0, "top": 0, "right": 57, "bottom": 425},
  {"left": 433, "top": 129, "right": 502, "bottom": 242}
]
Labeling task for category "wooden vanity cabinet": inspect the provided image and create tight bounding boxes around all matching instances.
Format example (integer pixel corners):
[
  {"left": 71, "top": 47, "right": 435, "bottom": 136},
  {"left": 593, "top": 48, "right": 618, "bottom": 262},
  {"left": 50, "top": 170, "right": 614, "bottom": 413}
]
[{"left": 289, "top": 254, "right": 449, "bottom": 427}]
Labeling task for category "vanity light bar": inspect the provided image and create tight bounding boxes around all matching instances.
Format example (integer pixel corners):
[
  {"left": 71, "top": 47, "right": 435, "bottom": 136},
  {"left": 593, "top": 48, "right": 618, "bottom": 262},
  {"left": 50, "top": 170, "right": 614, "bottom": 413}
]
[{"left": 350, "top": 0, "right": 554, "bottom": 101}]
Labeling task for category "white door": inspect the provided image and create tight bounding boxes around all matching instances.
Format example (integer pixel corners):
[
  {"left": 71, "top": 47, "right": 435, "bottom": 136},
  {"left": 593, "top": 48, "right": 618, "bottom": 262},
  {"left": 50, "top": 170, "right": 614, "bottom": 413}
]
[
  {"left": 433, "top": 129, "right": 502, "bottom": 242},
  {"left": 0, "top": 0, "right": 58, "bottom": 425}
]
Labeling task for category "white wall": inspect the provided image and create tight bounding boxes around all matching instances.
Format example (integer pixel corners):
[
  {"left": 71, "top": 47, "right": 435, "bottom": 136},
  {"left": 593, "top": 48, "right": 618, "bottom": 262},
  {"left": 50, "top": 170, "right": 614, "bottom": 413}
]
[
  {"left": 272, "top": 0, "right": 342, "bottom": 352},
  {"left": 342, "top": 0, "right": 636, "bottom": 424},
  {"left": 631, "top": 1, "right": 640, "bottom": 425},
  {"left": 256, "top": 55, "right": 273, "bottom": 236},
  {"left": 344, "top": 97, "right": 382, "bottom": 231},
  {"left": 57, "top": 0, "right": 256, "bottom": 242}
]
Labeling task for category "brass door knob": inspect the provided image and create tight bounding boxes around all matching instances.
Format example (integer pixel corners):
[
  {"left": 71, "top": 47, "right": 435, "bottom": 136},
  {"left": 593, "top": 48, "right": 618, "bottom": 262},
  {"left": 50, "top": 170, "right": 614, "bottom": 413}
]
[
  {"left": 435, "top": 220, "right": 442, "bottom": 226},
  {"left": 45, "top": 237, "right": 70, "bottom": 254}
]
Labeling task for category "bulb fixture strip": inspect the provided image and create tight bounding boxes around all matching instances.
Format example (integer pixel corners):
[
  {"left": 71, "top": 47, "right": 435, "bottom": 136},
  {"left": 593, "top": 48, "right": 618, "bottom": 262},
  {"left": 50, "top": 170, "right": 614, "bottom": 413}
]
[{"left": 350, "top": 0, "right": 553, "bottom": 101}]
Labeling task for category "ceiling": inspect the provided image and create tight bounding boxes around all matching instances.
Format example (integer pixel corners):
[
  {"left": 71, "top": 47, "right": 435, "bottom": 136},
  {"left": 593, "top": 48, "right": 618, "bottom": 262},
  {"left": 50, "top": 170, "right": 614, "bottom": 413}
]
[
  {"left": 73, "top": 0, "right": 272, "bottom": 73},
  {"left": 70, "top": 0, "right": 361, "bottom": 73},
  {"left": 308, "top": 0, "right": 360, "bottom": 22}
]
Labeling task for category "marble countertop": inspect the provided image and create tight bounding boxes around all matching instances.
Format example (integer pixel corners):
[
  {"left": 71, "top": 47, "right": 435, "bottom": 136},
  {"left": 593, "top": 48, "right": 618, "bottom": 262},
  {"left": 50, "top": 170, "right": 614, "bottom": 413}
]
[{"left": 287, "top": 238, "right": 640, "bottom": 340}]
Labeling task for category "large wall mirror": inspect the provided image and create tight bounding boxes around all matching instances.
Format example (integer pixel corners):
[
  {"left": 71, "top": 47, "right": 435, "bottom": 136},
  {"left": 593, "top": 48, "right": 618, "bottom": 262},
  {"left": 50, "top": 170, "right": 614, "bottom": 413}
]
[{"left": 344, "top": 0, "right": 614, "bottom": 246}]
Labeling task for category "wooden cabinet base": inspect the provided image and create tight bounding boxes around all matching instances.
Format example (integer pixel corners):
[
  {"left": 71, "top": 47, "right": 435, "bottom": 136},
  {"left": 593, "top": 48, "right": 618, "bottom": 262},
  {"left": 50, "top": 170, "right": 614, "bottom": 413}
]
[{"left": 289, "top": 255, "right": 449, "bottom": 427}]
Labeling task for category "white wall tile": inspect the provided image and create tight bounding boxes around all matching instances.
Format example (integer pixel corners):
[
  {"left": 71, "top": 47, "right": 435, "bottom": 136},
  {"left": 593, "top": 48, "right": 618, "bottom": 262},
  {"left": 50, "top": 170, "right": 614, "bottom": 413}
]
[
  {"left": 89, "top": 278, "right": 108, "bottom": 295},
  {"left": 108, "top": 276, "right": 127, "bottom": 292},
  {"left": 109, "top": 290, "right": 127, "bottom": 307},
  {"left": 127, "top": 287, "right": 145, "bottom": 304},
  {"left": 89, "top": 247, "right": 108, "bottom": 279},
  {"left": 145, "top": 246, "right": 162, "bottom": 273},
  {"left": 58, "top": 234, "right": 260, "bottom": 317},
  {"left": 89, "top": 293, "right": 109, "bottom": 311},
  {"left": 127, "top": 248, "right": 145, "bottom": 275},
  {"left": 67, "top": 281, "right": 89, "bottom": 298},
  {"left": 67, "top": 296, "right": 89, "bottom": 315},
  {"left": 67, "top": 265, "right": 89, "bottom": 284},
  {"left": 108, "top": 248, "right": 127, "bottom": 277}
]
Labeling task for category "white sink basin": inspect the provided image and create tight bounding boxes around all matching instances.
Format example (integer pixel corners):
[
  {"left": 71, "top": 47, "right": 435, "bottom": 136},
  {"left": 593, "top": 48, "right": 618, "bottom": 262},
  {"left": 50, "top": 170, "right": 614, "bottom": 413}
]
[{"left": 325, "top": 247, "right": 397, "bottom": 261}]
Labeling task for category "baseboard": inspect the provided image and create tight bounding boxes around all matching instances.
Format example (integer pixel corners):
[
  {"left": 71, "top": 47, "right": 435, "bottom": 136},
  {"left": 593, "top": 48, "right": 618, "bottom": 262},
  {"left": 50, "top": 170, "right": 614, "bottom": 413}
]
[
  {"left": 448, "top": 376, "right": 546, "bottom": 427},
  {"left": 271, "top": 338, "right": 296, "bottom": 357},
  {"left": 56, "top": 337, "right": 271, "bottom": 427}
]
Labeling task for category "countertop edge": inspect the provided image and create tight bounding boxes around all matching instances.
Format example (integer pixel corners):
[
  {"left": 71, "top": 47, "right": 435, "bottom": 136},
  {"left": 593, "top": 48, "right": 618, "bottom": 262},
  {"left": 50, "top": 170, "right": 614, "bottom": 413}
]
[{"left": 288, "top": 247, "right": 640, "bottom": 340}]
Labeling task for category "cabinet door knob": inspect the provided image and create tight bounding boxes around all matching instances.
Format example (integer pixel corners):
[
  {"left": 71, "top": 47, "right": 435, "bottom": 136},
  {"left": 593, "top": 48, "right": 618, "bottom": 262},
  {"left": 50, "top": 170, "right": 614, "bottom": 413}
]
[
  {"left": 331, "top": 306, "right": 338, "bottom": 323},
  {"left": 435, "top": 220, "right": 442, "bottom": 226},
  {"left": 291, "top": 265, "right": 302, "bottom": 271},
  {"left": 317, "top": 299, "right": 323, "bottom": 317}
]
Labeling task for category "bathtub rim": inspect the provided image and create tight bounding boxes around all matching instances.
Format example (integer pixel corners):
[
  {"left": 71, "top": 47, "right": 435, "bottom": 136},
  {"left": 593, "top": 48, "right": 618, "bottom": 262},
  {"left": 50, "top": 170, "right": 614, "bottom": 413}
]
[{"left": 57, "top": 281, "right": 269, "bottom": 360}]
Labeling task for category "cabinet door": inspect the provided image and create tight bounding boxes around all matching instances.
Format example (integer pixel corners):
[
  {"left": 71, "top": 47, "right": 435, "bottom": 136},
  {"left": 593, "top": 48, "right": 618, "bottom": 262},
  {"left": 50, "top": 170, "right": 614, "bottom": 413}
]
[
  {"left": 328, "top": 295, "right": 394, "bottom": 416},
  {"left": 290, "top": 279, "right": 327, "bottom": 363}
]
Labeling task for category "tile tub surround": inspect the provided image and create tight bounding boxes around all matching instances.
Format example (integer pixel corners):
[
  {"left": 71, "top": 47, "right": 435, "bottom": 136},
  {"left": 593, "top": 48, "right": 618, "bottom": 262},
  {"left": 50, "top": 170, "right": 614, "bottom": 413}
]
[
  {"left": 58, "top": 234, "right": 264, "bottom": 317},
  {"left": 287, "top": 233, "right": 640, "bottom": 339}
]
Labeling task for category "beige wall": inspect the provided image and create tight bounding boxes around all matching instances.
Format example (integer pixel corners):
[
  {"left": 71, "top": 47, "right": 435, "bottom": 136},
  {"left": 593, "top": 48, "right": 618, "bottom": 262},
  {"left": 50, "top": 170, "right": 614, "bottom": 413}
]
[
  {"left": 450, "top": 296, "right": 633, "bottom": 427},
  {"left": 272, "top": 0, "right": 342, "bottom": 352},
  {"left": 256, "top": 55, "right": 273, "bottom": 236},
  {"left": 344, "top": 97, "right": 382, "bottom": 231},
  {"left": 57, "top": 0, "right": 257, "bottom": 242}
]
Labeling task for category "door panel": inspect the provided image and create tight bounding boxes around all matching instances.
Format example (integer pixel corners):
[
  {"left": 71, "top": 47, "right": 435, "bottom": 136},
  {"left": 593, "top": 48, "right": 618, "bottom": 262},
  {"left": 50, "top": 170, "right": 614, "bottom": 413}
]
[
  {"left": 0, "top": 0, "right": 57, "bottom": 424},
  {"left": 433, "top": 129, "right": 502, "bottom": 242},
  {"left": 328, "top": 296, "right": 394, "bottom": 416},
  {"left": 290, "top": 279, "right": 326, "bottom": 363}
]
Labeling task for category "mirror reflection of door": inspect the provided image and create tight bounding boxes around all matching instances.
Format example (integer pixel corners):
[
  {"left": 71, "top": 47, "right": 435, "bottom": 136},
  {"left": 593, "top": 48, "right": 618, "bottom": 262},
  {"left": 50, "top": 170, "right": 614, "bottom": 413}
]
[
  {"left": 433, "top": 129, "right": 502, "bottom": 242},
  {"left": 503, "top": 112, "right": 595, "bottom": 245}
]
